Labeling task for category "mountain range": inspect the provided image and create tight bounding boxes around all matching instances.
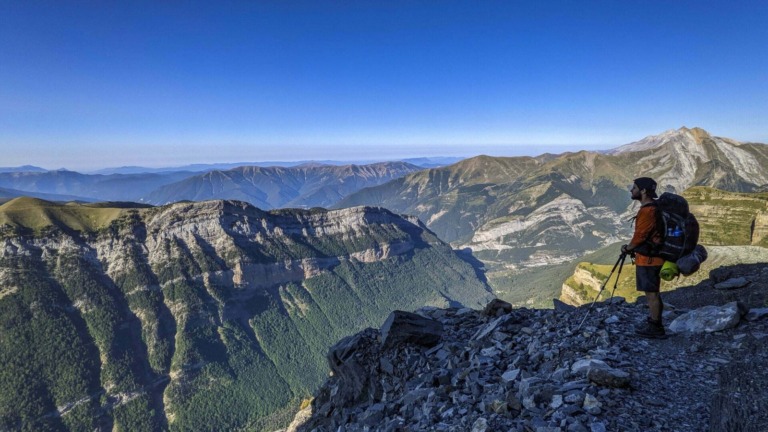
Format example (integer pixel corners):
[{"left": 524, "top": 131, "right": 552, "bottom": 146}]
[
  {"left": 2, "top": 126, "right": 768, "bottom": 430},
  {"left": 0, "top": 170, "right": 197, "bottom": 203},
  {"left": 335, "top": 127, "right": 768, "bottom": 302},
  {"left": 88, "top": 157, "right": 462, "bottom": 175},
  {"left": 3, "top": 127, "right": 767, "bottom": 305},
  {"left": 0, "top": 162, "right": 425, "bottom": 210},
  {"left": 143, "top": 162, "right": 423, "bottom": 208},
  {"left": 0, "top": 197, "right": 492, "bottom": 431}
]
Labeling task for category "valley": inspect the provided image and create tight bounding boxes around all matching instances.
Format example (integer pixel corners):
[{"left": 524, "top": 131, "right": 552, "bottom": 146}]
[{"left": 0, "top": 198, "right": 492, "bottom": 431}]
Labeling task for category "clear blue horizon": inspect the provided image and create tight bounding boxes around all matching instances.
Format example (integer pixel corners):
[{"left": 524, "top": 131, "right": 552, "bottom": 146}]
[{"left": 1, "top": 1, "right": 766, "bottom": 171}]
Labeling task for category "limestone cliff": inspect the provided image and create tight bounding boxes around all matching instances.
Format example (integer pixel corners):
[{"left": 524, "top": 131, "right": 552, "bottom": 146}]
[
  {"left": 753, "top": 211, "right": 768, "bottom": 246},
  {"left": 0, "top": 198, "right": 494, "bottom": 431}
]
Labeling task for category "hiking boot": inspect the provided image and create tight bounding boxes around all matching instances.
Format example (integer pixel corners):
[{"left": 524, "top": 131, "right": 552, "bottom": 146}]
[{"left": 635, "top": 318, "right": 666, "bottom": 339}]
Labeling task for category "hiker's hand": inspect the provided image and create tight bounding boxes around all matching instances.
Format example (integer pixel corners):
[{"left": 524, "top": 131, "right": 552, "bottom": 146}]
[{"left": 621, "top": 244, "right": 630, "bottom": 254}]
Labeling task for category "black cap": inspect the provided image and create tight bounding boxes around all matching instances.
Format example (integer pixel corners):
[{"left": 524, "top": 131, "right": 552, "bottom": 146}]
[{"left": 634, "top": 177, "right": 658, "bottom": 198}]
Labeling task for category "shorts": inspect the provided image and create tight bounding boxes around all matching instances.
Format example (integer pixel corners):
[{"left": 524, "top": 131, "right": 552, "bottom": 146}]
[{"left": 636, "top": 265, "right": 662, "bottom": 293}]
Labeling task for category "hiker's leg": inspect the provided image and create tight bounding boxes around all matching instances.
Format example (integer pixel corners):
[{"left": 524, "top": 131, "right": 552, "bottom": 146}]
[
  {"left": 636, "top": 265, "right": 663, "bottom": 323},
  {"left": 646, "top": 291, "right": 662, "bottom": 323}
]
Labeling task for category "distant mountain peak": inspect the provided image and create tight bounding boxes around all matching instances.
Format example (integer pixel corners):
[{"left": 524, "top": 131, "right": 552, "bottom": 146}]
[
  {"left": 0, "top": 165, "right": 47, "bottom": 173},
  {"left": 677, "top": 126, "right": 712, "bottom": 142},
  {"left": 678, "top": 125, "right": 708, "bottom": 134},
  {"left": 607, "top": 126, "right": 719, "bottom": 155}
]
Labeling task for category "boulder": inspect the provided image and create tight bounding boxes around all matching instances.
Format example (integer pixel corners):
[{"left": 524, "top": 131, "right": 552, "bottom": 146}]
[
  {"left": 713, "top": 277, "right": 749, "bottom": 290},
  {"left": 517, "top": 377, "right": 558, "bottom": 410},
  {"left": 483, "top": 298, "right": 514, "bottom": 316},
  {"left": 471, "top": 417, "right": 489, "bottom": 432},
  {"left": 326, "top": 328, "right": 381, "bottom": 405},
  {"left": 669, "top": 302, "right": 741, "bottom": 333},
  {"left": 501, "top": 369, "right": 520, "bottom": 383},
  {"left": 553, "top": 298, "right": 577, "bottom": 312},
  {"left": 571, "top": 359, "right": 610, "bottom": 375},
  {"left": 745, "top": 308, "right": 768, "bottom": 322},
  {"left": 380, "top": 310, "right": 443, "bottom": 349},
  {"left": 709, "top": 264, "right": 757, "bottom": 283},
  {"left": 472, "top": 314, "right": 510, "bottom": 341},
  {"left": 587, "top": 367, "right": 631, "bottom": 388}
]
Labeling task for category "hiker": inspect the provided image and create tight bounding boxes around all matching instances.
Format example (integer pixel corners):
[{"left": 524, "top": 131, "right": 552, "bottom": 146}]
[{"left": 621, "top": 177, "right": 666, "bottom": 338}]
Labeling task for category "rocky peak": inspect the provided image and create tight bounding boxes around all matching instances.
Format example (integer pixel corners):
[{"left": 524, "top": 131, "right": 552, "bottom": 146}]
[
  {"left": 289, "top": 263, "right": 768, "bottom": 432},
  {"left": 604, "top": 127, "right": 767, "bottom": 194},
  {"left": 606, "top": 126, "right": 715, "bottom": 155},
  {"left": 680, "top": 126, "right": 711, "bottom": 142}
]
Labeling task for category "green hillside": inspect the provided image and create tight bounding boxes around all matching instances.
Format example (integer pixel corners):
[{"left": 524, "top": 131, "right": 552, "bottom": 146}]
[
  {"left": 0, "top": 197, "right": 139, "bottom": 234},
  {"left": 0, "top": 199, "right": 493, "bottom": 431},
  {"left": 336, "top": 152, "right": 640, "bottom": 244}
]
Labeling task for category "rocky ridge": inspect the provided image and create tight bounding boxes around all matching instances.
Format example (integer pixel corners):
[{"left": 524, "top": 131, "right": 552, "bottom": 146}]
[{"left": 290, "top": 263, "right": 768, "bottom": 432}]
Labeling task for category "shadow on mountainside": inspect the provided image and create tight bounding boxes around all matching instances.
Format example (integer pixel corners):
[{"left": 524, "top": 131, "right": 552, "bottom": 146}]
[{"left": 454, "top": 247, "right": 490, "bottom": 287}]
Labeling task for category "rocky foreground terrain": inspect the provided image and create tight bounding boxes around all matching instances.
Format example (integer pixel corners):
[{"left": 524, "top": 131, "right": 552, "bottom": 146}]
[{"left": 287, "top": 263, "right": 768, "bottom": 432}]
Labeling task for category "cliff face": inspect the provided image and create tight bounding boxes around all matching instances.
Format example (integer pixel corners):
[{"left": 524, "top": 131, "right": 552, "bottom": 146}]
[
  {"left": 559, "top": 266, "right": 605, "bottom": 306},
  {"left": 683, "top": 187, "right": 768, "bottom": 246},
  {"left": 753, "top": 212, "right": 768, "bottom": 246},
  {"left": 0, "top": 199, "right": 494, "bottom": 431}
]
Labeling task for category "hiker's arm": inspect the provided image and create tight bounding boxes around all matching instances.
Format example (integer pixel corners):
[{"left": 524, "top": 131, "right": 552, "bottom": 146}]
[{"left": 625, "top": 207, "right": 657, "bottom": 252}]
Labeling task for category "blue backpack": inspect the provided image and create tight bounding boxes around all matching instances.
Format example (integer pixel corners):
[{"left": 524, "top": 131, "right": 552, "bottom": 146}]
[{"left": 646, "top": 192, "right": 700, "bottom": 262}]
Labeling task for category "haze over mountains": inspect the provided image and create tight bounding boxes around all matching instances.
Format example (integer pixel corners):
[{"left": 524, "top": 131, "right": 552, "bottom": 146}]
[
  {"left": 0, "top": 162, "right": 425, "bottom": 208},
  {"left": 143, "top": 162, "right": 423, "bottom": 208},
  {"left": 88, "top": 157, "right": 463, "bottom": 175},
  {"left": 0, "top": 170, "right": 197, "bottom": 203}
]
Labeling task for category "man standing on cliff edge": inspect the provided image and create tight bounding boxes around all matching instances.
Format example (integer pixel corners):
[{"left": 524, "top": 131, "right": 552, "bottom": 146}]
[{"left": 622, "top": 177, "right": 666, "bottom": 338}]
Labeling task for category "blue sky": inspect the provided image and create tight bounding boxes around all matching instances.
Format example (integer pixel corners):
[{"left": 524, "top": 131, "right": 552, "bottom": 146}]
[{"left": 1, "top": 1, "right": 767, "bottom": 171}]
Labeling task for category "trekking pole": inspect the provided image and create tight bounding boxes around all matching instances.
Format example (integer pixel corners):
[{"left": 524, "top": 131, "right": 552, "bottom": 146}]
[
  {"left": 607, "top": 252, "right": 628, "bottom": 303},
  {"left": 574, "top": 252, "right": 627, "bottom": 332}
]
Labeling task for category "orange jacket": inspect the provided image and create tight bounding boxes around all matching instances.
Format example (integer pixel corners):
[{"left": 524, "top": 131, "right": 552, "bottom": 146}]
[{"left": 630, "top": 203, "right": 664, "bottom": 266}]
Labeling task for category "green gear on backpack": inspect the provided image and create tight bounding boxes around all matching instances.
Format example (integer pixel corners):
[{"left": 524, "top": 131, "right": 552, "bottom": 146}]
[{"left": 660, "top": 260, "right": 679, "bottom": 281}]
